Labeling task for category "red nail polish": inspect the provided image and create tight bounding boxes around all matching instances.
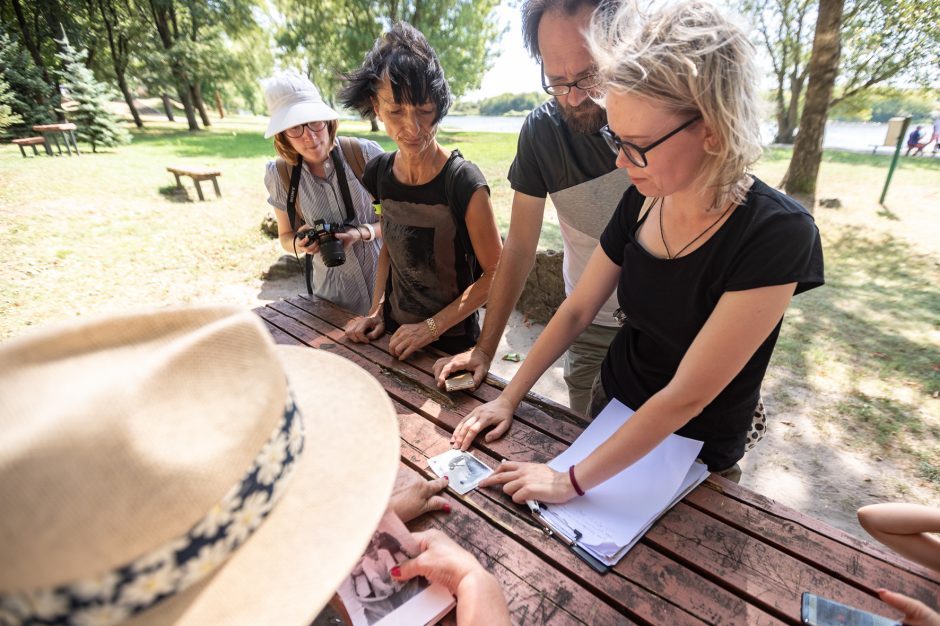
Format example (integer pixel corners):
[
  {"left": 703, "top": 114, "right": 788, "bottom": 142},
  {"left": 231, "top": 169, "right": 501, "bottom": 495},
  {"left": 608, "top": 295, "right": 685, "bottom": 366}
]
[
  {"left": 442, "top": 503, "right": 452, "bottom": 513},
  {"left": 390, "top": 566, "right": 401, "bottom": 577},
  {"left": 443, "top": 475, "right": 449, "bottom": 481}
]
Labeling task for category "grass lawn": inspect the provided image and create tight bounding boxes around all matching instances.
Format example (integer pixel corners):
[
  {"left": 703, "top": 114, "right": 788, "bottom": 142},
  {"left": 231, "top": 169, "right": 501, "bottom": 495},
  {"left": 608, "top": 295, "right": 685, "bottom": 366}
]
[{"left": 2, "top": 114, "right": 938, "bottom": 517}]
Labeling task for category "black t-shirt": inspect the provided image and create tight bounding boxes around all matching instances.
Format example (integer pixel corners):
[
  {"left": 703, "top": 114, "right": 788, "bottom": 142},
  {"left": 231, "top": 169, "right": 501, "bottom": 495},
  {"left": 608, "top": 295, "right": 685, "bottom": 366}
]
[
  {"left": 599, "top": 178, "right": 825, "bottom": 470},
  {"left": 362, "top": 150, "right": 489, "bottom": 353},
  {"left": 508, "top": 99, "right": 619, "bottom": 198}
]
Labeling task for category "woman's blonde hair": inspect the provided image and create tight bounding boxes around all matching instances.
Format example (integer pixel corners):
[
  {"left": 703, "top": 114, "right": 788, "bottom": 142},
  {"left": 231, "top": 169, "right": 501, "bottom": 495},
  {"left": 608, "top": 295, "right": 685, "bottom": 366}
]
[
  {"left": 272, "top": 120, "right": 339, "bottom": 166},
  {"left": 588, "top": 0, "right": 763, "bottom": 208}
]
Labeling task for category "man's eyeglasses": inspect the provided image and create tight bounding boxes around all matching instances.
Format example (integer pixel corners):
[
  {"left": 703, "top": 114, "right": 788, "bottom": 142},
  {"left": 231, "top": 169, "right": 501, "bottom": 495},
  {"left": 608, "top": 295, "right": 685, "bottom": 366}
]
[
  {"left": 600, "top": 115, "right": 702, "bottom": 168},
  {"left": 541, "top": 62, "right": 601, "bottom": 96},
  {"left": 285, "top": 121, "right": 327, "bottom": 138}
]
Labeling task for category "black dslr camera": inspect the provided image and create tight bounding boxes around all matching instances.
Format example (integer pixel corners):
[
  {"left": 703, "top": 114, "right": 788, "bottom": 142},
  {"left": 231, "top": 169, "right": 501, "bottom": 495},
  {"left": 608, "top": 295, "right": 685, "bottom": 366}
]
[{"left": 297, "top": 219, "right": 348, "bottom": 267}]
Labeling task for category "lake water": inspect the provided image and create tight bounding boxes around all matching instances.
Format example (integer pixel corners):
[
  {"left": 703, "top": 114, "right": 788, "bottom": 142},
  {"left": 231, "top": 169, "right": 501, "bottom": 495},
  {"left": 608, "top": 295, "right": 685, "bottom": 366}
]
[{"left": 440, "top": 115, "right": 892, "bottom": 153}]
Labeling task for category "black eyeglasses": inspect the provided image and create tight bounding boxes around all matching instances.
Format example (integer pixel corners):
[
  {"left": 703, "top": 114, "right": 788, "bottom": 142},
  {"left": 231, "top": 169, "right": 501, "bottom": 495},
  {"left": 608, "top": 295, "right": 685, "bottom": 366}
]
[
  {"left": 600, "top": 115, "right": 702, "bottom": 168},
  {"left": 285, "top": 121, "right": 327, "bottom": 138},
  {"left": 541, "top": 61, "right": 601, "bottom": 96}
]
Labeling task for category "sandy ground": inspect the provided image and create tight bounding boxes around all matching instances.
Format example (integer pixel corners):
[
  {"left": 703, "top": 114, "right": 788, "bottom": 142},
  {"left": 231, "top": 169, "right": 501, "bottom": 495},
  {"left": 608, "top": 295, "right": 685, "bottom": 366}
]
[{"left": 234, "top": 263, "right": 931, "bottom": 541}]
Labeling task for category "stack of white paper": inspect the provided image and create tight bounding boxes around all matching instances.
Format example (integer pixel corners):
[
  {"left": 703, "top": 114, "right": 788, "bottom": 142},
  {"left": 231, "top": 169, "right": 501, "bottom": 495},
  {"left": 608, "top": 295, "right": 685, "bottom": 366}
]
[{"left": 539, "top": 399, "right": 710, "bottom": 566}]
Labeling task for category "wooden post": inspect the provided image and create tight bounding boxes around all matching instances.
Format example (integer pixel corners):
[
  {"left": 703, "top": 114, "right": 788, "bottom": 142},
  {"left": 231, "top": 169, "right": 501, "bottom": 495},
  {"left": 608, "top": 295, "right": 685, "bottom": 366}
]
[{"left": 214, "top": 92, "right": 225, "bottom": 119}]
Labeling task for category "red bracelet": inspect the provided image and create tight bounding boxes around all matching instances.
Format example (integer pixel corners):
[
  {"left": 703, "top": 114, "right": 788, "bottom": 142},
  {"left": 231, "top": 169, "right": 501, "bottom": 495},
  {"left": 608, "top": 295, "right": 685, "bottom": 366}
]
[{"left": 568, "top": 465, "right": 585, "bottom": 496}]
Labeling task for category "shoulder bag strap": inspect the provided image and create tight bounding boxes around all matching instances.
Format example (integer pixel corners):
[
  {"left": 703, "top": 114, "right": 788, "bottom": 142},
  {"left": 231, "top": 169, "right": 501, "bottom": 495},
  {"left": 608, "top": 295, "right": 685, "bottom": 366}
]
[
  {"left": 329, "top": 147, "right": 357, "bottom": 224},
  {"left": 279, "top": 156, "right": 313, "bottom": 295},
  {"left": 337, "top": 136, "right": 367, "bottom": 184}
]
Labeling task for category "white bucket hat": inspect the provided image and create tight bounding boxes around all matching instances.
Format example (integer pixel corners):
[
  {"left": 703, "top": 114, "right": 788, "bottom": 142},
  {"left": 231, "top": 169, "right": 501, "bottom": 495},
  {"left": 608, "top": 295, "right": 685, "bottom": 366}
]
[
  {"left": 263, "top": 71, "right": 340, "bottom": 139},
  {"left": 0, "top": 306, "right": 399, "bottom": 626}
]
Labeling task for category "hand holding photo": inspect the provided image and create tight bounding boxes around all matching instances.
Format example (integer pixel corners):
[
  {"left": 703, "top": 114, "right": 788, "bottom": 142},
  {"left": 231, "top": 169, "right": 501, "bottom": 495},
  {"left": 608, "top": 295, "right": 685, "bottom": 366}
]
[
  {"left": 444, "top": 371, "right": 476, "bottom": 393},
  {"left": 427, "top": 450, "right": 494, "bottom": 495}
]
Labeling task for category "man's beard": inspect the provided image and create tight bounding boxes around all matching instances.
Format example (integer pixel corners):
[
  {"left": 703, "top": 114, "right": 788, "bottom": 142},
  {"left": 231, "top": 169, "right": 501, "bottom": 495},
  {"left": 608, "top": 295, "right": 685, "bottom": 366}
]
[{"left": 557, "top": 98, "right": 607, "bottom": 134}]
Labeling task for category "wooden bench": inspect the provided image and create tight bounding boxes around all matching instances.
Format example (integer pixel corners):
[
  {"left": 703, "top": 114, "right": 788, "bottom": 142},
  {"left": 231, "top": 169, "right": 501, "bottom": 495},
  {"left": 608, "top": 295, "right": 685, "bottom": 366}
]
[
  {"left": 166, "top": 166, "right": 222, "bottom": 201},
  {"left": 12, "top": 136, "right": 51, "bottom": 157}
]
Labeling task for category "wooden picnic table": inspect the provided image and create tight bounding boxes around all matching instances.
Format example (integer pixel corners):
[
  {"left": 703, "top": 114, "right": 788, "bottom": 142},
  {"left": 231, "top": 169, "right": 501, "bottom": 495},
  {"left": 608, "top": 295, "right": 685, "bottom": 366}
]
[
  {"left": 32, "top": 123, "right": 80, "bottom": 156},
  {"left": 256, "top": 295, "right": 939, "bottom": 625}
]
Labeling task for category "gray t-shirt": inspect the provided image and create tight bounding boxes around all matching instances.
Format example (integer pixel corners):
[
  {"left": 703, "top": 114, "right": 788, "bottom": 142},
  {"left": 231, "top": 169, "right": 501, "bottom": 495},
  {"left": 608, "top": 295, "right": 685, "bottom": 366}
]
[
  {"left": 508, "top": 100, "right": 631, "bottom": 327},
  {"left": 264, "top": 137, "right": 384, "bottom": 315}
]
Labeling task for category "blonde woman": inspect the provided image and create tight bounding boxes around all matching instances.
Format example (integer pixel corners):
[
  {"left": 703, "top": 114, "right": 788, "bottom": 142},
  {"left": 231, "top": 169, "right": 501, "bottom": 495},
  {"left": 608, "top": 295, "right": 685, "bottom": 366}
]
[{"left": 455, "top": 0, "right": 824, "bottom": 499}]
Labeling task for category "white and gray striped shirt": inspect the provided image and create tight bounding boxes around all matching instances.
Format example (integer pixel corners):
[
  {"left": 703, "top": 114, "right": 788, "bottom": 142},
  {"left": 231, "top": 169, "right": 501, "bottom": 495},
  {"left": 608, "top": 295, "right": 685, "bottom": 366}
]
[{"left": 265, "top": 138, "right": 385, "bottom": 315}]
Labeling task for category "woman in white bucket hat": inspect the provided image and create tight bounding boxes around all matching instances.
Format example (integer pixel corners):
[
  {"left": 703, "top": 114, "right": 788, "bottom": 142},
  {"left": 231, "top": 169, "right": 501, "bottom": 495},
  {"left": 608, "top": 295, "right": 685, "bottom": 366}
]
[
  {"left": 0, "top": 307, "right": 509, "bottom": 625},
  {"left": 263, "top": 71, "right": 384, "bottom": 316}
]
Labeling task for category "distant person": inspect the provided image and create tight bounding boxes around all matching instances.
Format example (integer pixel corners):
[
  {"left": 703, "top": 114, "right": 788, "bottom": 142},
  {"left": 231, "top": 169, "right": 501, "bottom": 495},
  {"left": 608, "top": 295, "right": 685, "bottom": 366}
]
[
  {"left": 339, "top": 23, "right": 503, "bottom": 360},
  {"left": 458, "top": 1, "right": 824, "bottom": 494},
  {"left": 263, "top": 71, "right": 383, "bottom": 315},
  {"left": 906, "top": 125, "right": 927, "bottom": 156},
  {"left": 434, "top": 0, "right": 631, "bottom": 415}
]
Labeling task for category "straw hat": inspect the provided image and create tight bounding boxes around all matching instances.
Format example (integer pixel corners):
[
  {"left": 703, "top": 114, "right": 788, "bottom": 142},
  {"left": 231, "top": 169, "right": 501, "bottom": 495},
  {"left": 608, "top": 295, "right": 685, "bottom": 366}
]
[
  {"left": 0, "top": 307, "right": 400, "bottom": 625},
  {"left": 263, "top": 71, "right": 340, "bottom": 139}
]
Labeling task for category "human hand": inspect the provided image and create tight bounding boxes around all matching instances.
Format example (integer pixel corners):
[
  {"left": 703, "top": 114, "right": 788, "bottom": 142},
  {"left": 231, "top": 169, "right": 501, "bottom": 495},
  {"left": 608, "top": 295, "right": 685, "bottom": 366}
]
[
  {"left": 479, "top": 461, "right": 577, "bottom": 504},
  {"left": 390, "top": 529, "right": 487, "bottom": 594},
  {"left": 450, "top": 396, "right": 514, "bottom": 451},
  {"left": 344, "top": 313, "right": 384, "bottom": 343},
  {"left": 389, "top": 476, "right": 450, "bottom": 523},
  {"left": 388, "top": 321, "right": 436, "bottom": 361},
  {"left": 334, "top": 225, "right": 371, "bottom": 249},
  {"left": 294, "top": 227, "right": 320, "bottom": 255},
  {"left": 433, "top": 347, "right": 492, "bottom": 390},
  {"left": 877, "top": 589, "right": 940, "bottom": 626}
]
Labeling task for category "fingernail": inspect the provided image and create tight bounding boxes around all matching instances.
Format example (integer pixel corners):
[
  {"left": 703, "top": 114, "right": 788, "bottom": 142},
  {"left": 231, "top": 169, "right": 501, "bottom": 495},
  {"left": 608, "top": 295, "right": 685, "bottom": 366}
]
[
  {"left": 442, "top": 503, "right": 452, "bottom": 513},
  {"left": 443, "top": 475, "right": 449, "bottom": 481},
  {"left": 390, "top": 566, "right": 401, "bottom": 577}
]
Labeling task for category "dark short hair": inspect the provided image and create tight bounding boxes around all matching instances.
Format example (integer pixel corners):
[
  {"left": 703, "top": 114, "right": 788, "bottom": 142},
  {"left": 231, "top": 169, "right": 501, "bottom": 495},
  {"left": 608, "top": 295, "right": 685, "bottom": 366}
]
[
  {"left": 522, "top": 0, "right": 605, "bottom": 61},
  {"left": 338, "top": 22, "right": 452, "bottom": 124}
]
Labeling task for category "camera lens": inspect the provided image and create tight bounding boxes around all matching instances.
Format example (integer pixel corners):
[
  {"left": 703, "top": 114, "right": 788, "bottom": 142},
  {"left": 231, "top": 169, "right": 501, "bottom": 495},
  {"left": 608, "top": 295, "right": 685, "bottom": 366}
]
[{"left": 319, "top": 237, "right": 346, "bottom": 267}]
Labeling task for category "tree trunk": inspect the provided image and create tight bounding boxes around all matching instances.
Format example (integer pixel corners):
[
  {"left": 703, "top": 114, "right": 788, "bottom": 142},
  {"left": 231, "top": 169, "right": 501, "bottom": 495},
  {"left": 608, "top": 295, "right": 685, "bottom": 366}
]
[
  {"left": 214, "top": 91, "right": 225, "bottom": 119},
  {"left": 175, "top": 80, "right": 199, "bottom": 131},
  {"left": 783, "top": 0, "right": 844, "bottom": 200},
  {"left": 370, "top": 118, "right": 379, "bottom": 132},
  {"left": 190, "top": 83, "right": 211, "bottom": 127},
  {"left": 162, "top": 93, "right": 175, "bottom": 121},
  {"left": 117, "top": 74, "right": 143, "bottom": 128}
]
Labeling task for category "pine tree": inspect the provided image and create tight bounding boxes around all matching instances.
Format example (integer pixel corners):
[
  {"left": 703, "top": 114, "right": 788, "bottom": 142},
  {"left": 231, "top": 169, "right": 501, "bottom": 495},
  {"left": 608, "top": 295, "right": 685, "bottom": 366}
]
[
  {"left": 0, "top": 75, "right": 24, "bottom": 134},
  {"left": 0, "top": 30, "right": 55, "bottom": 139},
  {"left": 55, "top": 36, "right": 130, "bottom": 152}
]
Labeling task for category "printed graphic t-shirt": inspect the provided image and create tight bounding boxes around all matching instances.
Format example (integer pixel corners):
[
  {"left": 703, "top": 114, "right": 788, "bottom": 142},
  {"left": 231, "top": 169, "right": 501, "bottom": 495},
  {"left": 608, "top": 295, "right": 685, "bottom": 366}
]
[
  {"left": 508, "top": 99, "right": 631, "bottom": 327},
  {"left": 363, "top": 151, "right": 489, "bottom": 352}
]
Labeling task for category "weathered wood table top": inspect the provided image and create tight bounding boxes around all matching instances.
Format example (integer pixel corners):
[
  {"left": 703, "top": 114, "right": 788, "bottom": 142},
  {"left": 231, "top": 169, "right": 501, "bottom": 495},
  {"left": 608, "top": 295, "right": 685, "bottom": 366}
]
[{"left": 257, "top": 295, "right": 938, "bottom": 625}]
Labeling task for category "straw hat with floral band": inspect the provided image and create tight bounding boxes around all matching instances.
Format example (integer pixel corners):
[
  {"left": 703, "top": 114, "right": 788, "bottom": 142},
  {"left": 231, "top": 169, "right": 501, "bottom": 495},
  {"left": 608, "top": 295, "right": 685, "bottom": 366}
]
[{"left": 0, "top": 306, "right": 399, "bottom": 626}]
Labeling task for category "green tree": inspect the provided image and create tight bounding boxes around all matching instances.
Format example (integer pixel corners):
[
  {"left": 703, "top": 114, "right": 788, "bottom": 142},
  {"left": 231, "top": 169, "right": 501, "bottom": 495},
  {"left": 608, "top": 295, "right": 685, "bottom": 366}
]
[
  {"left": 56, "top": 36, "right": 130, "bottom": 152},
  {"left": 478, "top": 92, "right": 546, "bottom": 116},
  {"left": 0, "top": 29, "right": 56, "bottom": 138},
  {"left": 739, "top": 0, "right": 940, "bottom": 144},
  {"left": 0, "top": 74, "right": 23, "bottom": 134},
  {"left": 274, "top": 0, "right": 504, "bottom": 116}
]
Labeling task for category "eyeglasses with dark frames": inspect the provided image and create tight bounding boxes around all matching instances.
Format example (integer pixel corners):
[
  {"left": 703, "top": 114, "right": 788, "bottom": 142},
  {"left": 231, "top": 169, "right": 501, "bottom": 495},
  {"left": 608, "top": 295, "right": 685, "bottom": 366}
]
[
  {"left": 600, "top": 115, "right": 702, "bottom": 168},
  {"left": 284, "top": 121, "right": 327, "bottom": 138},
  {"left": 540, "top": 61, "right": 601, "bottom": 97}
]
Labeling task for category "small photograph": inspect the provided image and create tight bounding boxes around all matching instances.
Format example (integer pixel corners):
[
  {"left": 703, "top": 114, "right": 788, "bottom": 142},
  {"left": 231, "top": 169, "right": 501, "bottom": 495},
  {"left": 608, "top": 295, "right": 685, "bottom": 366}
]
[
  {"left": 428, "top": 450, "right": 493, "bottom": 495},
  {"left": 337, "top": 511, "right": 430, "bottom": 626}
]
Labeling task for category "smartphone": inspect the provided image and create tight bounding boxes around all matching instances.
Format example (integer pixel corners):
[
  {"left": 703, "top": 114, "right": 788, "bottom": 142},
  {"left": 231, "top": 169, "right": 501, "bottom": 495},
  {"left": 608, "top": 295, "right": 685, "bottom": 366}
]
[
  {"left": 801, "top": 592, "right": 900, "bottom": 626},
  {"left": 444, "top": 372, "right": 475, "bottom": 393}
]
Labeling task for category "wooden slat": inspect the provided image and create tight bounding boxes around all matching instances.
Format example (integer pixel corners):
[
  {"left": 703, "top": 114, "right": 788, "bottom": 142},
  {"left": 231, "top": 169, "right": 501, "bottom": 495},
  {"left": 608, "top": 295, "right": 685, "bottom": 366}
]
[
  {"left": 395, "top": 404, "right": 782, "bottom": 625},
  {"left": 685, "top": 482, "right": 940, "bottom": 605}
]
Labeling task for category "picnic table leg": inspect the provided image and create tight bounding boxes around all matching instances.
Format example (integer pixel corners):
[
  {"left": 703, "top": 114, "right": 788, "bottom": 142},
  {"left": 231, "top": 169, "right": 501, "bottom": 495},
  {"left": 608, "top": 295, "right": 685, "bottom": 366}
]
[
  {"left": 18, "top": 144, "right": 26, "bottom": 158},
  {"left": 211, "top": 177, "right": 221, "bottom": 198},
  {"left": 193, "top": 179, "right": 206, "bottom": 201},
  {"left": 69, "top": 130, "right": 81, "bottom": 156},
  {"left": 31, "top": 144, "right": 40, "bottom": 156},
  {"left": 173, "top": 173, "right": 183, "bottom": 189},
  {"left": 50, "top": 134, "right": 63, "bottom": 156}
]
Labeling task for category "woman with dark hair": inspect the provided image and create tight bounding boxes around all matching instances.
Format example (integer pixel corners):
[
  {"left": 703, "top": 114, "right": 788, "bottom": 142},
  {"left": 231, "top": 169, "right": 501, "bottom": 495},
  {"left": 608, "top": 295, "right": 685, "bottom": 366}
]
[
  {"left": 262, "top": 71, "right": 384, "bottom": 315},
  {"left": 339, "top": 23, "right": 503, "bottom": 360}
]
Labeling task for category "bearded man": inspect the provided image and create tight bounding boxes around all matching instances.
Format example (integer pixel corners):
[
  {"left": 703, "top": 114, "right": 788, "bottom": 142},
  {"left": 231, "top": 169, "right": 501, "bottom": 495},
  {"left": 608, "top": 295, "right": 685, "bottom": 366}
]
[{"left": 435, "top": 0, "right": 631, "bottom": 415}]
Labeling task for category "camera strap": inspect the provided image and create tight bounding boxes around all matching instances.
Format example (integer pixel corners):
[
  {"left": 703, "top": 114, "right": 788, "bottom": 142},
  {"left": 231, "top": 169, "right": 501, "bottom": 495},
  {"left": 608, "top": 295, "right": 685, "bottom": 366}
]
[
  {"left": 285, "top": 156, "right": 314, "bottom": 295},
  {"left": 329, "top": 147, "right": 357, "bottom": 225}
]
